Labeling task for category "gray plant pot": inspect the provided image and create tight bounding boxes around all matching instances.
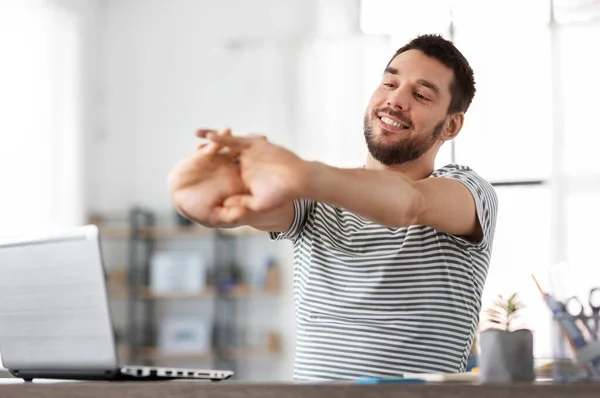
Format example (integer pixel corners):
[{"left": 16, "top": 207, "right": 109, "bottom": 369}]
[{"left": 479, "top": 329, "right": 535, "bottom": 383}]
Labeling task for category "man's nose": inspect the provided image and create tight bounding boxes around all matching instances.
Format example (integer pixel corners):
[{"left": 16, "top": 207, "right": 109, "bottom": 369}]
[{"left": 387, "top": 87, "right": 410, "bottom": 111}]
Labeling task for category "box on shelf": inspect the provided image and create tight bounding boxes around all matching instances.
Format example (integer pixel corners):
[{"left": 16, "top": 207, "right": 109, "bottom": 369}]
[
  {"left": 158, "top": 317, "right": 212, "bottom": 354},
  {"left": 150, "top": 251, "right": 206, "bottom": 293}
]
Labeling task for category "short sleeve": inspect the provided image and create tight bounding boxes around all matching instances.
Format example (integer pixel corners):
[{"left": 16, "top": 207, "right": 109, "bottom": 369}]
[
  {"left": 436, "top": 165, "right": 498, "bottom": 251},
  {"left": 268, "top": 198, "right": 316, "bottom": 242}
]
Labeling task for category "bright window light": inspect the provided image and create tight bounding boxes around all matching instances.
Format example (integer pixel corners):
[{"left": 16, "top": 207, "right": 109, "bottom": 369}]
[
  {"left": 0, "top": 1, "right": 83, "bottom": 238},
  {"left": 360, "top": 0, "right": 451, "bottom": 37},
  {"left": 560, "top": 23, "right": 600, "bottom": 176}
]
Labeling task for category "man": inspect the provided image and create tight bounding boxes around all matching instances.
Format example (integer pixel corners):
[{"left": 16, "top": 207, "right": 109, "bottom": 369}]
[{"left": 168, "top": 34, "right": 498, "bottom": 380}]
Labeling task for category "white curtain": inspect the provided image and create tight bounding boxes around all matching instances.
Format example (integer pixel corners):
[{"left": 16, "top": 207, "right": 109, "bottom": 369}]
[{"left": 0, "top": 0, "right": 84, "bottom": 238}]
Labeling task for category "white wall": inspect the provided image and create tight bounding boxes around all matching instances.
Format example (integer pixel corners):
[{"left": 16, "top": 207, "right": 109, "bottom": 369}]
[{"left": 89, "top": 0, "right": 310, "bottom": 213}]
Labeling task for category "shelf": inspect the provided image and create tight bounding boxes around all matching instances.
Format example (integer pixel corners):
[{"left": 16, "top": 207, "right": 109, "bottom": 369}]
[
  {"left": 224, "top": 347, "right": 281, "bottom": 359},
  {"left": 99, "top": 225, "right": 265, "bottom": 240},
  {"left": 109, "top": 285, "right": 215, "bottom": 300},
  {"left": 223, "top": 285, "right": 281, "bottom": 298},
  {"left": 98, "top": 209, "right": 284, "bottom": 373},
  {"left": 108, "top": 284, "right": 280, "bottom": 300}
]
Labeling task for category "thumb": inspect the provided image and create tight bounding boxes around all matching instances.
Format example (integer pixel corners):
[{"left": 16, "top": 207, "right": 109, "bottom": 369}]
[
  {"left": 223, "top": 194, "right": 253, "bottom": 208},
  {"left": 214, "top": 205, "right": 248, "bottom": 225},
  {"left": 223, "top": 194, "right": 267, "bottom": 213}
]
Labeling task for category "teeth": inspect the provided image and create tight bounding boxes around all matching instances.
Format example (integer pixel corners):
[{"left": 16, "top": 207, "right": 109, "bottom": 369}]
[{"left": 381, "top": 116, "right": 406, "bottom": 129}]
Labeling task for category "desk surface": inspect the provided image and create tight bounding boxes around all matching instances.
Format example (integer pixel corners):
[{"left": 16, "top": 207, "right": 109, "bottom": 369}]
[{"left": 1, "top": 380, "right": 600, "bottom": 398}]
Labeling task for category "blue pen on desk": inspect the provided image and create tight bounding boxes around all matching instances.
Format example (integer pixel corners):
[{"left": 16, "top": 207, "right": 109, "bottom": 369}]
[{"left": 356, "top": 377, "right": 426, "bottom": 384}]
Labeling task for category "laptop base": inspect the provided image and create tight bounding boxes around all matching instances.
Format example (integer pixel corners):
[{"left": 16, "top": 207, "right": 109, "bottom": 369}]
[{"left": 9, "top": 367, "right": 230, "bottom": 382}]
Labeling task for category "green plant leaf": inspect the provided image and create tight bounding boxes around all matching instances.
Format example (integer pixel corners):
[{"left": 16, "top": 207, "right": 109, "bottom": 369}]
[
  {"left": 483, "top": 291, "right": 525, "bottom": 331},
  {"left": 485, "top": 308, "right": 503, "bottom": 315}
]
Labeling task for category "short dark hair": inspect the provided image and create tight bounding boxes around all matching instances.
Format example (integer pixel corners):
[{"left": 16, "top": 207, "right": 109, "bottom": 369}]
[{"left": 388, "top": 34, "right": 476, "bottom": 114}]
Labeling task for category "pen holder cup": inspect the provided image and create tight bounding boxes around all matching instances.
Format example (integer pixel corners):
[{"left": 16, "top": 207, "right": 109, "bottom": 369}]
[{"left": 550, "top": 313, "right": 600, "bottom": 382}]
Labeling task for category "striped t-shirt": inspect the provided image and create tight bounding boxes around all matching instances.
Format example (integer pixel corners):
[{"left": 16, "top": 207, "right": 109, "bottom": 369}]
[{"left": 269, "top": 164, "right": 498, "bottom": 380}]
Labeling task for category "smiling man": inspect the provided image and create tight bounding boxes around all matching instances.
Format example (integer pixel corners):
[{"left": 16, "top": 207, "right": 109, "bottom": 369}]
[{"left": 168, "top": 34, "right": 498, "bottom": 380}]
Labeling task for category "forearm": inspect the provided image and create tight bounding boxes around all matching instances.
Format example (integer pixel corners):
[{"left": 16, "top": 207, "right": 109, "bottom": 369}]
[{"left": 302, "top": 161, "right": 425, "bottom": 228}]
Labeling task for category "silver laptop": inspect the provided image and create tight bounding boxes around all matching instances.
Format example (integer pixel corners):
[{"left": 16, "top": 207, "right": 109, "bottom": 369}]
[{"left": 0, "top": 225, "right": 233, "bottom": 382}]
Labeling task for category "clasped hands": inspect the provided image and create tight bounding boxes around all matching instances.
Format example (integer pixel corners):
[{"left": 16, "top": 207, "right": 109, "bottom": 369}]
[{"left": 168, "top": 128, "right": 309, "bottom": 227}]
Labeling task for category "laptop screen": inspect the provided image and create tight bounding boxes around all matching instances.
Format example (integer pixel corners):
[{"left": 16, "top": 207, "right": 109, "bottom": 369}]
[{"left": 0, "top": 226, "right": 118, "bottom": 370}]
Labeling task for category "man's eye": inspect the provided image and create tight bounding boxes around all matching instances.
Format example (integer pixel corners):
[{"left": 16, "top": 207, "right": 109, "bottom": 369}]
[
  {"left": 383, "top": 83, "right": 395, "bottom": 88},
  {"left": 414, "top": 92, "right": 429, "bottom": 101}
]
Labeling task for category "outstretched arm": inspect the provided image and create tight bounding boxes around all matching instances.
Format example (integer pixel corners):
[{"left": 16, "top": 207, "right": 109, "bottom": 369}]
[
  {"left": 303, "top": 162, "right": 482, "bottom": 241},
  {"left": 208, "top": 133, "right": 483, "bottom": 241}
]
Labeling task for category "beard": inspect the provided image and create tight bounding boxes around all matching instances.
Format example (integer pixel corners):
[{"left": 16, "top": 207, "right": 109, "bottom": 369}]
[{"left": 363, "top": 111, "right": 445, "bottom": 166}]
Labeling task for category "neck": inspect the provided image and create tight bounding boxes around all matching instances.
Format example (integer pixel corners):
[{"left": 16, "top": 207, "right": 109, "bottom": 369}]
[{"left": 365, "top": 153, "right": 436, "bottom": 180}]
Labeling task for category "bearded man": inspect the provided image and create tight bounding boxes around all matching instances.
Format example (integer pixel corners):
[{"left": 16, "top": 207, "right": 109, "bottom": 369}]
[{"left": 169, "top": 34, "right": 498, "bottom": 380}]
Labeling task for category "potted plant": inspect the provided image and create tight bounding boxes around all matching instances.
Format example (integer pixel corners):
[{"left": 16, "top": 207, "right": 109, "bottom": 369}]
[{"left": 479, "top": 293, "right": 535, "bottom": 383}]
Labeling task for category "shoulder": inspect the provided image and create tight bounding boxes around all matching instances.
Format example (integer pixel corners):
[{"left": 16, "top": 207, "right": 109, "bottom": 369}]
[
  {"left": 431, "top": 163, "right": 476, "bottom": 177},
  {"left": 430, "top": 164, "right": 495, "bottom": 193},
  {"left": 431, "top": 164, "right": 499, "bottom": 250}
]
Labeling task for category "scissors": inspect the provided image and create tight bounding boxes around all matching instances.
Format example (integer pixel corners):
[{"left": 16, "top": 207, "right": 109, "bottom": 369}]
[{"left": 565, "top": 287, "right": 600, "bottom": 337}]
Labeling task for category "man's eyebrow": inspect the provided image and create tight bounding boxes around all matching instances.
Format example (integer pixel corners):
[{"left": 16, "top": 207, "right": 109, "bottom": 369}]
[
  {"left": 384, "top": 68, "right": 441, "bottom": 95},
  {"left": 416, "top": 79, "right": 440, "bottom": 95}
]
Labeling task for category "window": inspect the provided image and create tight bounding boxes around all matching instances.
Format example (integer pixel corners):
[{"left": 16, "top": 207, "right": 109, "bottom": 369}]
[
  {"left": 360, "top": 0, "right": 450, "bottom": 39},
  {"left": 560, "top": 23, "right": 600, "bottom": 177},
  {"left": 561, "top": 20, "right": 600, "bottom": 312},
  {"left": 452, "top": 0, "right": 552, "bottom": 182},
  {"left": 482, "top": 185, "right": 552, "bottom": 357},
  {"left": 566, "top": 191, "right": 600, "bottom": 291},
  {"left": 0, "top": 1, "right": 84, "bottom": 238}
]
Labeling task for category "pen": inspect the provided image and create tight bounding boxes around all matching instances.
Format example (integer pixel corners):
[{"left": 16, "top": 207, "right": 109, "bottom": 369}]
[{"left": 356, "top": 377, "right": 426, "bottom": 384}]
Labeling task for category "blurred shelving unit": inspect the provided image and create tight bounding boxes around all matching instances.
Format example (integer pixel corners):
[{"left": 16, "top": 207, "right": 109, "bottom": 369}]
[{"left": 90, "top": 207, "right": 283, "bottom": 379}]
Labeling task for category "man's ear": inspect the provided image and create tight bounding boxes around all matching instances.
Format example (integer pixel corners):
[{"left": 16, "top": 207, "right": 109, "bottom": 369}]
[{"left": 442, "top": 112, "right": 464, "bottom": 141}]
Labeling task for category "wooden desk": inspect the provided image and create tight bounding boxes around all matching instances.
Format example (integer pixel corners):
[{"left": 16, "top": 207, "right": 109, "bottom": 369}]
[{"left": 1, "top": 380, "right": 600, "bottom": 398}]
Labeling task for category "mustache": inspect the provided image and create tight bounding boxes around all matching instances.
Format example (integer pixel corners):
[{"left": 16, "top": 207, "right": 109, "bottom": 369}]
[{"left": 374, "top": 108, "right": 414, "bottom": 129}]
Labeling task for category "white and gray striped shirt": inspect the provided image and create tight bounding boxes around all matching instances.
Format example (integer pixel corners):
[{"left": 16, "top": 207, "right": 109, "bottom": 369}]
[{"left": 269, "top": 164, "right": 498, "bottom": 380}]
